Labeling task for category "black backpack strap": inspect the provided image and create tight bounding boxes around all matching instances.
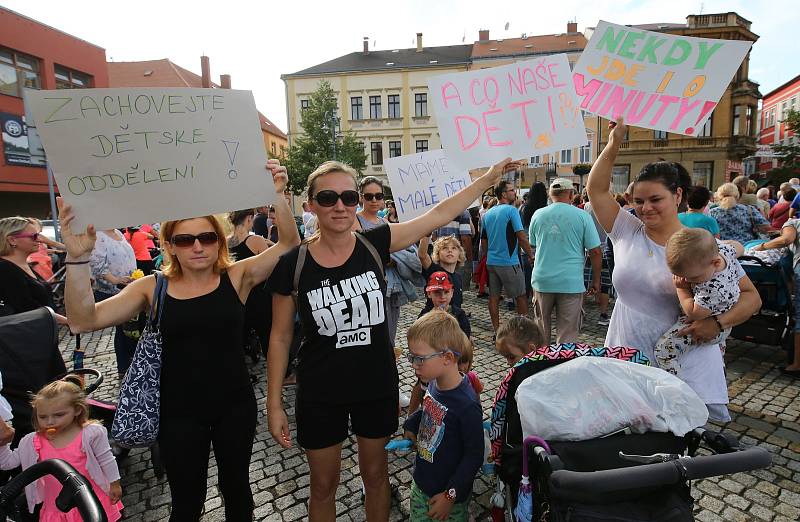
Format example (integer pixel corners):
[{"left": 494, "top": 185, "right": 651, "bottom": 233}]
[
  {"left": 292, "top": 244, "right": 309, "bottom": 303},
  {"left": 353, "top": 231, "right": 386, "bottom": 282}
]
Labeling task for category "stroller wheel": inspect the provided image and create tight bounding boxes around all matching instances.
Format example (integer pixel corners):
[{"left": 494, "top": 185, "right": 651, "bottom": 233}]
[{"left": 151, "top": 442, "right": 165, "bottom": 479}]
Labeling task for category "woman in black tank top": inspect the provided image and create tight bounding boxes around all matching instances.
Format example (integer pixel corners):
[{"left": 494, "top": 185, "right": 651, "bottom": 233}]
[
  {"left": 61, "top": 161, "right": 300, "bottom": 521},
  {"left": 228, "top": 210, "right": 273, "bottom": 355}
]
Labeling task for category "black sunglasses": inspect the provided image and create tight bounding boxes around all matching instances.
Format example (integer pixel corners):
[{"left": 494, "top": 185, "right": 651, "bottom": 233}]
[
  {"left": 170, "top": 232, "right": 219, "bottom": 248},
  {"left": 314, "top": 190, "right": 360, "bottom": 207},
  {"left": 362, "top": 192, "right": 385, "bottom": 201}
]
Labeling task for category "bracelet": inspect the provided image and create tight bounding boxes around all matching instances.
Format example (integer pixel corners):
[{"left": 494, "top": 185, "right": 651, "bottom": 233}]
[
  {"left": 711, "top": 315, "right": 723, "bottom": 332},
  {"left": 64, "top": 260, "right": 90, "bottom": 265}
]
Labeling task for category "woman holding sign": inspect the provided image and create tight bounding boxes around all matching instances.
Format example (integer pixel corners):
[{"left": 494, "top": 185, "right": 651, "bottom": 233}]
[
  {"left": 586, "top": 118, "right": 760, "bottom": 421},
  {"left": 266, "top": 158, "right": 517, "bottom": 521},
  {"left": 61, "top": 159, "right": 299, "bottom": 521}
]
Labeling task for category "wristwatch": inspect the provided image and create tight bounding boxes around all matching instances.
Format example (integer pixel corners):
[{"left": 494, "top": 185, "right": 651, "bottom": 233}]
[{"left": 445, "top": 488, "right": 457, "bottom": 501}]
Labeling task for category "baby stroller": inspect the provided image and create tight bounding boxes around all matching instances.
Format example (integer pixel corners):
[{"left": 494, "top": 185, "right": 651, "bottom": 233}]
[
  {"left": 0, "top": 459, "right": 107, "bottom": 522},
  {"left": 731, "top": 249, "right": 794, "bottom": 358},
  {"left": 0, "top": 307, "right": 163, "bottom": 476},
  {"left": 494, "top": 348, "right": 771, "bottom": 521}
]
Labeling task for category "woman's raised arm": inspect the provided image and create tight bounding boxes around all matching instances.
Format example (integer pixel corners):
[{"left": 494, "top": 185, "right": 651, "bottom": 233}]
[{"left": 587, "top": 117, "right": 626, "bottom": 233}]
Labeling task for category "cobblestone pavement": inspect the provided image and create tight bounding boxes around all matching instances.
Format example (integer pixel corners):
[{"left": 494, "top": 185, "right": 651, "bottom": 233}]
[{"left": 57, "top": 287, "right": 800, "bottom": 521}]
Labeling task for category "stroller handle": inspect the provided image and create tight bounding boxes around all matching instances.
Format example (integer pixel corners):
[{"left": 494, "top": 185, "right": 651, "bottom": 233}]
[
  {"left": 0, "top": 458, "right": 108, "bottom": 522},
  {"left": 550, "top": 446, "right": 771, "bottom": 496}
]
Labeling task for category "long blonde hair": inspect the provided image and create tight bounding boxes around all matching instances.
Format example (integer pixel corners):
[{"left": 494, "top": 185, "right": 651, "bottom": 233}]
[
  {"left": 716, "top": 183, "right": 740, "bottom": 210},
  {"left": 0, "top": 216, "right": 31, "bottom": 256},
  {"left": 159, "top": 215, "right": 233, "bottom": 278}
]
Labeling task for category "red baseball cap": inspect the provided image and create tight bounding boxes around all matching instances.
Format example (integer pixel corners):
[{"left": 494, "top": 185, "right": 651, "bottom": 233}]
[{"left": 426, "top": 271, "right": 453, "bottom": 293}]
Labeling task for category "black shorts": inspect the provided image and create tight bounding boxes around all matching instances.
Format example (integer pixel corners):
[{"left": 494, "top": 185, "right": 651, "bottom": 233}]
[{"left": 296, "top": 395, "right": 399, "bottom": 450}]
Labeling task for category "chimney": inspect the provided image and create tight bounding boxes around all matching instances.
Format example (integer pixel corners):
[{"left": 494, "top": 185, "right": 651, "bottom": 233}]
[
  {"left": 479, "top": 29, "right": 490, "bottom": 42},
  {"left": 200, "top": 55, "right": 211, "bottom": 88},
  {"left": 567, "top": 21, "right": 578, "bottom": 34},
  {"left": 363, "top": 37, "right": 369, "bottom": 55},
  {"left": 416, "top": 32, "right": 423, "bottom": 52},
  {"left": 220, "top": 74, "right": 231, "bottom": 89}
]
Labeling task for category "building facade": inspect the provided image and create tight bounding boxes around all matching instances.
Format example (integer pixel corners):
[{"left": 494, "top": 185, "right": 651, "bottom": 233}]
[
  {"left": 282, "top": 35, "right": 472, "bottom": 182},
  {"left": 0, "top": 7, "right": 108, "bottom": 216},
  {"left": 598, "top": 12, "right": 761, "bottom": 192},
  {"left": 756, "top": 73, "right": 800, "bottom": 176}
]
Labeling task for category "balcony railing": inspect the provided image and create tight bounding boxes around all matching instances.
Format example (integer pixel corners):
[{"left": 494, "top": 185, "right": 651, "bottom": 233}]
[{"left": 600, "top": 136, "right": 733, "bottom": 151}]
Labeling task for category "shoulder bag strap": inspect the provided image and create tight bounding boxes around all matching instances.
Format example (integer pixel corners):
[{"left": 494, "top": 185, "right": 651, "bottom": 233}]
[
  {"left": 148, "top": 271, "right": 168, "bottom": 329},
  {"left": 354, "top": 231, "right": 386, "bottom": 281}
]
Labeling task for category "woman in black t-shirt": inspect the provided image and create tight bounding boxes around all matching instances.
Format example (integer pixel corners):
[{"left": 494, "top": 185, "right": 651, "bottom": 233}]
[
  {"left": 266, "top": 158, "right": 517, "bottom": 521},
  {"left": 60, "top": 161, "right": 299, "bottom": 521},
  {"left": 0, "top": 217, "right": 63, "bottom": 321}
]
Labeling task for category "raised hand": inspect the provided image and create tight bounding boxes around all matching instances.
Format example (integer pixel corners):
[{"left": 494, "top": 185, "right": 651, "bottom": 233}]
[
  {"left": 267, "top": 159, "right": 288, "bottom": 194},
  {"left": 609, "top": 116, "right": 627, "bottom": 144},
  {"left": 56, "top": 197, "right": 96, "bottom": 260}
]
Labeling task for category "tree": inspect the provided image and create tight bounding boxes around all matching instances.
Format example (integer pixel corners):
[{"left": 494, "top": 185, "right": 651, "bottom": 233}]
[{"left": 284, "top": 80, "right": 368, "bottom": 194}]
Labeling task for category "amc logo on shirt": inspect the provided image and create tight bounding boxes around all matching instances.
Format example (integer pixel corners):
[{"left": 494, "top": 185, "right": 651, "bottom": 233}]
[{"left": 306, "top": 271, "right": 385, "bottom": 348}]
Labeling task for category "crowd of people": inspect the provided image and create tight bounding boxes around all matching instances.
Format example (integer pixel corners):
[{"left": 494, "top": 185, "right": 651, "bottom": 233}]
[{"left": 0, "top": 117, "right": 799, "bottom": 521}]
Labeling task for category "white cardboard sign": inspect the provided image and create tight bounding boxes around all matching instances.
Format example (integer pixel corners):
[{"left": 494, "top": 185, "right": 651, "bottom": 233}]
[
  {"left": 428, "top": 54, "right": 588, "bottom": 171},
  {"left": 384, "top": 149, "right": 473, "bottom": 222},
  {"left": 24, "top": 87, "right": 275, "bottom": 231},
  {"left": 572, "top": 20, "right": 752, "bottom": 136}
]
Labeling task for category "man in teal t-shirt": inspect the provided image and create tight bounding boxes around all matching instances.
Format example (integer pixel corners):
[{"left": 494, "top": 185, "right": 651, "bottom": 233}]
[
  {"left": 529, "top": 178, "right": 601, "bottom": 343},
  {"left": 678, "top": 185, "right": 720, "bottom": 236}
]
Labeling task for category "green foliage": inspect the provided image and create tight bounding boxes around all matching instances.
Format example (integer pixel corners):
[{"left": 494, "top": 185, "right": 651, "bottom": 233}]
[
  {"left": 772, "top": 109, "right": 800, "bottom": 173},
  {"left": 572, "top": 163, "right": 591, "bottom": 176},
  {"left": 284, "top": 80, "right": 368, "bottom": 194}
]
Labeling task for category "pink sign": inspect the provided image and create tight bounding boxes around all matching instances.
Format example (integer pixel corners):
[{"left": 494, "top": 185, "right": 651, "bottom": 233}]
[{"left": 428, "top": 54, "right": 588, "bottom": 171}]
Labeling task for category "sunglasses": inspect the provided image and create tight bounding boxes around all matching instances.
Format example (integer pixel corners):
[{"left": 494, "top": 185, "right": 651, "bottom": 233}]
[
  {"left": 170, "top": 232, "right": 219, "bottom": 248},
  {"left": 362, "top": 192, "right": 385, "bottom": 201},
  {"left": 406, "top": 349, "right": 460, "bottom": 366},
  {"left": 12, "top": 232, "right": 39, "bottom": 241},
  {"left": 314, "top": 190, "right": 360, "bottom": 207}
]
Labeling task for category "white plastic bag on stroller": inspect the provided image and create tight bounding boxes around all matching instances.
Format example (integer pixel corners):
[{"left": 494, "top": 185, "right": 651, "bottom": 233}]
[{"left": 516, "top": 357, "right": 708, "bottom": 441}]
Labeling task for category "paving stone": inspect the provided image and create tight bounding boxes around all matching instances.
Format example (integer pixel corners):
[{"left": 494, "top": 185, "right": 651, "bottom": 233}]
[{"left": 61, "top": 290, "right": 800, "bottom": 520}]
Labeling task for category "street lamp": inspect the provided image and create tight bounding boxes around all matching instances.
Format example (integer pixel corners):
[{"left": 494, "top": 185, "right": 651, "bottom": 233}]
[{"left": 324, "top": 110, "right": 341, "bottom": 160}]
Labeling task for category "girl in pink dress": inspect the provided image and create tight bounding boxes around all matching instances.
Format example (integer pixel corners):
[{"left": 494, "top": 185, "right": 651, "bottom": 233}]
[{"left": 0, "top": 379, "right": 122, "bottom": 521}]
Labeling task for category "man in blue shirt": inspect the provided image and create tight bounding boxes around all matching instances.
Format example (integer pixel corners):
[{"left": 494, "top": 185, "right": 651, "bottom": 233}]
[
  {"left": 529, "top": 178, "right": 601, "bottom": 343},
  {"left": 480, "top": 181, "right": 534, "bottom": 332}
]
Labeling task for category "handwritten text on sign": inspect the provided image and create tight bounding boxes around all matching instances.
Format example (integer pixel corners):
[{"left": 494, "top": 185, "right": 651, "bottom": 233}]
[
  {"left": 384, "top": 149, "right": 473, "bottom": 222},
  {"left": 572, "top": 20, "right": 752, "bottom": 135},
  {"left": 24, "top": 88, "right": 274, "bottom": 231},
  {"left": 428, "top": 54, "right": 588, "bottom": 171}
]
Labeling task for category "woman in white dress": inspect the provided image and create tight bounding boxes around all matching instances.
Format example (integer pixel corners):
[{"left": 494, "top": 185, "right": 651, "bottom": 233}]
[{"left": 586, "top": 118, "right": 762, "bottom": 421}]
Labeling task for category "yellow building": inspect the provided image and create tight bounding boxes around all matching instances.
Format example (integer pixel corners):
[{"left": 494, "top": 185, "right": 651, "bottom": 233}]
[
  {"left": 595, "top": 13, "right": 761, "bottom": 192},
  {"left": 282, "top": 35, "right": 471, "bottom": 183}
]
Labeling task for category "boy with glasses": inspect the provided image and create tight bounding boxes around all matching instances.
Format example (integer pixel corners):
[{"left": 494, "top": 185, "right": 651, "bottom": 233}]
[{"left": 403, "top": 310, "right": 483, "bottom": 522}]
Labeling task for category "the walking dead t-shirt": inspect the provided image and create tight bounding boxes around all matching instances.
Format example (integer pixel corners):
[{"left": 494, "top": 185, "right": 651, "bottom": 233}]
[{"left": 269, "top": 225, "right": 399, "bottom": 404}]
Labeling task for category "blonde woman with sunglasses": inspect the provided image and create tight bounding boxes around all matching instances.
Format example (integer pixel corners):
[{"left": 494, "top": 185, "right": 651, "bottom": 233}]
[
  {"left": 266, "top": 157, "right": 516, "bottom": 522},
  {"left": 61, "top": 160, "right": 299, "bottom": 521}
]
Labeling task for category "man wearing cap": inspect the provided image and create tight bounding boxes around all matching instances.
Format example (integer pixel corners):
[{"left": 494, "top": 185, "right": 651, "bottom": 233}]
[
  {"left": 529, "top": 178, "right": 602, "bottom": 343},
  {"left": 480, "top": 180, "right": 534, "bottom": 332}
]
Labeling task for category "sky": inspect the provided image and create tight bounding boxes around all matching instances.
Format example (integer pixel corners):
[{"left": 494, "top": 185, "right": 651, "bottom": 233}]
[{"left": 3, "top": 0, "right": 797, "bottom": 132}]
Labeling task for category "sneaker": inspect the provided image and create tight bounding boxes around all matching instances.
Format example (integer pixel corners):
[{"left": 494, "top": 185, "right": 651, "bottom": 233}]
[{"left": 597, "top": 313, "right": 610, "bottom": 326}]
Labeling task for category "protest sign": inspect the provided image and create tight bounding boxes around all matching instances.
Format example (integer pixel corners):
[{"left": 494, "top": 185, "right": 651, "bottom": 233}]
[
  {"left": 572, "top": 20, "right": 752, "bottom": 136},
  {"left": 24, "top": 87, "right": 274, "bottom": 231},
  {"left": 384, "top": 149, "right": 475, "bottom": 222},
  {"left": 428, "top": 54, "right": 588, "bottom": 171}
]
